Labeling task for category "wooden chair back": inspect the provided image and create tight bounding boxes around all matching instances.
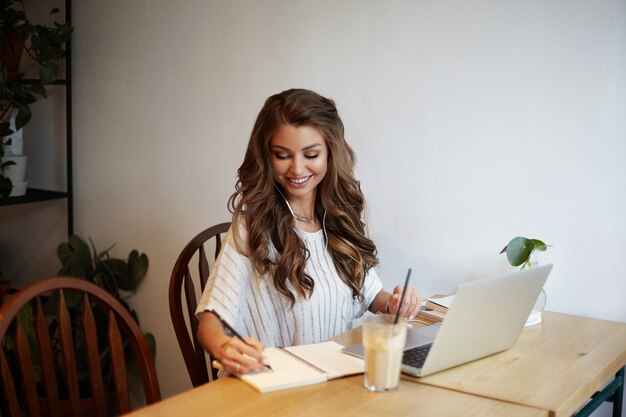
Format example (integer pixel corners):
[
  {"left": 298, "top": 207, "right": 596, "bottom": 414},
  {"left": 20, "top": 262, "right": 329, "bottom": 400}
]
[
  {"left": 168, "top": 222, "right": 231, "bottom": 387},
  {"left": 0, "top": 277, "right": 161, "bottom": 417}
]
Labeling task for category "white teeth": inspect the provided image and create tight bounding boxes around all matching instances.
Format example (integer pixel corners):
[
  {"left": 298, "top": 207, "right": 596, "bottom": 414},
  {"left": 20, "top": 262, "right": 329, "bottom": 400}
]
[{"left": 289, "top": 176, "right": 310, "bottom": 184}]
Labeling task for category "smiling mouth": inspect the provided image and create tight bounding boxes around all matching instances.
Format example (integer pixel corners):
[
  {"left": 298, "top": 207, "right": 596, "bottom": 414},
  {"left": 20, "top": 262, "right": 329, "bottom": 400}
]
[{"left": 288, "top": 176, "right": 312, "bottom": 185}]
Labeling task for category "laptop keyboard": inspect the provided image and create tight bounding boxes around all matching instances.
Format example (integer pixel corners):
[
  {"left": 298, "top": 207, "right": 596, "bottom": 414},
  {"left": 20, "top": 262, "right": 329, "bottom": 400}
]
[{"left": 402, "top": 343, "right": 433, "bottom": 368}]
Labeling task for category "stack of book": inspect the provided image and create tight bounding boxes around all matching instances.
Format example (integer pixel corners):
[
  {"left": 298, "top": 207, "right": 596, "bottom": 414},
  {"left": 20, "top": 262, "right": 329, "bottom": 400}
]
[
  {"left": 418, "top": 295, "right": 453, "bottom": 323},
  {"left": 420, "top": 294, "right": 542, "bottom": 327}
]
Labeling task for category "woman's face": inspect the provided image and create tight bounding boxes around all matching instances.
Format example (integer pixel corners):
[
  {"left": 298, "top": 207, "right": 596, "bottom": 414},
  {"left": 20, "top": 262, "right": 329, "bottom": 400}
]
[{"left": 270, "top": 124, "right": 328, "bottom": 204}]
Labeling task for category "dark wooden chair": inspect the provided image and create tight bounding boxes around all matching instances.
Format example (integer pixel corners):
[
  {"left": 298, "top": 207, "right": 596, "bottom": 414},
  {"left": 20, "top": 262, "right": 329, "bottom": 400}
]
[
  {"left": 168, "top": 222, "right": 231, "bottom": 387},
  {"left": 0, "top": 277, "right": 161, "bottom": 417}
]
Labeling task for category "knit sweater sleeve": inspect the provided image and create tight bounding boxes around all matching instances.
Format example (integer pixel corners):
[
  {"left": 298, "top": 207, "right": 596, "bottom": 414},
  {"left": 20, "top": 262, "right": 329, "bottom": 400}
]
[
  {"left": 194, "top": 223, "right": 253, "bottom": 327},
  {"left": 359, "top": 266, "right": 383, "bottom": 316}
]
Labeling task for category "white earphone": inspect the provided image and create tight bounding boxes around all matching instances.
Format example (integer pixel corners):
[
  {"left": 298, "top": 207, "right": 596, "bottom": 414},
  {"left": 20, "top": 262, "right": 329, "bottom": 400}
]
[{"left": 274, "top": 184, "right": 329, "bottom": 250}]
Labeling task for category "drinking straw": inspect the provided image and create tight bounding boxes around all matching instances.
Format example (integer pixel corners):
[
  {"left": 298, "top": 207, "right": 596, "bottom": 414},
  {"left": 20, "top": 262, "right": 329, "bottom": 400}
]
[{"left": 394, "top": 268, "right": 412, "bottom": 324}]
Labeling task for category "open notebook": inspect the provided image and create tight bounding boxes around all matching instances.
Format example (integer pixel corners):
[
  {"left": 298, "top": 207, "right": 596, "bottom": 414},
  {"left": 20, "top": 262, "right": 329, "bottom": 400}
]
[{"left": 233, "top": 340, "right": 364, "bottom": 393}]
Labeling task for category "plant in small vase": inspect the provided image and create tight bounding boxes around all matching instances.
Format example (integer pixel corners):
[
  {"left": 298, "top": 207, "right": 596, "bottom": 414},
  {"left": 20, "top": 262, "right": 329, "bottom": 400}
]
[
  {"left": 0, "top": 0, "right": 73, "bottom": 197},
  {"left": 0, "top": 62, "right": 44, "bottom": 196},
  {"left": 500, "top": 236, "right": 549, "bottom": 269},
  {"left": 0, "top": 135, "right": 17, "bottom": 197},
  {"left": 500, "top": 236, "right": 551, "bottom": 321}
]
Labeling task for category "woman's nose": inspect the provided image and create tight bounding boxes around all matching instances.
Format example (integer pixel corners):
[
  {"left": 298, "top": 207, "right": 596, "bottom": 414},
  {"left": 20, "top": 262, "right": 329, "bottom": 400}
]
[{"left": 289, "top": 156, "right": 304, "bottom": 175}]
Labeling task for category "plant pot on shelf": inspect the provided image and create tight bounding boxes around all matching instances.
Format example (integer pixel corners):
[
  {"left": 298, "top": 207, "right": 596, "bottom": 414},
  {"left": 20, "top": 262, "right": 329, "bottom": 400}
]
[
  {"left": 1, "top": 109, "right": 27, "bottom": 197},
  {"left": 3, "top": 109, "right": 23, "bottom": 156},
  {"left": 1, "top": 154, "right": 27, "bottom": 196}
]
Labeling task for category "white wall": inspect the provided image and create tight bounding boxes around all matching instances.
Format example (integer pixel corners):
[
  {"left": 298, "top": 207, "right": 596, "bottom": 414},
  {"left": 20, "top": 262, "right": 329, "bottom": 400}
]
[{"left": 55, "top": 0, "right": 626, "bottom": 412}]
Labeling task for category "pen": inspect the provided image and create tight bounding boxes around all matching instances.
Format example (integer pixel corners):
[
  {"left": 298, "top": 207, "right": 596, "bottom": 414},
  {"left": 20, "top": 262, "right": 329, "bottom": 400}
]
[
  {"left": 209, "top": 309, "right": 273, "bottom": 372},
  {"left": 394, "top": 268, "right": 412, "bottom": 324}
]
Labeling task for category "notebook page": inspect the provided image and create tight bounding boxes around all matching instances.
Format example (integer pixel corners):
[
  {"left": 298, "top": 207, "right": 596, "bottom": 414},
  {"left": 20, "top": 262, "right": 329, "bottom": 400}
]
[
  {"left": 239, "top": 347, "right": 326, "bottom": 393},
  {"left": 284, "top": 340, "right": 364, "bottom": 379}
]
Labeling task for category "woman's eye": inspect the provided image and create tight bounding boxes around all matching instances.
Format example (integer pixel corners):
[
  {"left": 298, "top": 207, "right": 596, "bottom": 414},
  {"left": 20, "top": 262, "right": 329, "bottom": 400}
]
[
  {"left": 274, "top": 153, "right": 289, "bottom": 160},
  {"left": 304, "top": 154, "right": 319, "bottom": 159}
]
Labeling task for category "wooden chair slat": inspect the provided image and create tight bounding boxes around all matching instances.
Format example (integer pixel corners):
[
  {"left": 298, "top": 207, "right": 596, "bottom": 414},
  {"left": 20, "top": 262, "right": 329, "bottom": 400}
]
[
  {"left": 57, "top": 290, "right": 82, "bottom": 417},
  {"left": 169, "top": 222, "right": 231, "bottom": 386},
  {"left": 1, "top": 343, "right": 22, "bottom": 417},
  {"left": 199, "top": 246, "right": 210, "bottom": 290},
  {"left": 108, "top": 310, "right": 130, "bottom": 413},
  {"left": 16, "top": 317, "right": 41, "bottom": 417},
  {"left": 215, "top": 234, "right": 222, "bottom": 260},
  {"left": 35, "top": 297, "right": 61, "bottom": 417},
  {"left": 0, "top": 277, "right": 161, "bottom": 416},
  {"left": 183, "top": 271, "right": 209, "bottom": 382},
  {"left": 183, "top": 267, "right": 198, "bottom": 316},
  {"left": 81, "top": 294, "right": 107, "bottom": 417}
]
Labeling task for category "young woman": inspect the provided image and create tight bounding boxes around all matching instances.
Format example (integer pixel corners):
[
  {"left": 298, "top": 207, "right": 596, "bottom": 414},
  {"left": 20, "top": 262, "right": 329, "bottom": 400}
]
[{"left": 196, "top": 88, "right": 420, "bottom": 375}]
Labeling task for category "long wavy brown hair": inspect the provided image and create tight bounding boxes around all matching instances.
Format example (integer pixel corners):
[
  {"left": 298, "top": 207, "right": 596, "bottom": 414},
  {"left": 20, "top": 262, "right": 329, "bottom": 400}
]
[{"left": 228, "top": 88, "right": 379, "bottom": 307}]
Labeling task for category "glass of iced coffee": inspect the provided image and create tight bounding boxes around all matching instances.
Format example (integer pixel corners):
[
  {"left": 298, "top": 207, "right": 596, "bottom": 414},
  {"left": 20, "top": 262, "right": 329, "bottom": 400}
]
[{"left": 362, "top": 314, "right": 407, "bottom": 391}]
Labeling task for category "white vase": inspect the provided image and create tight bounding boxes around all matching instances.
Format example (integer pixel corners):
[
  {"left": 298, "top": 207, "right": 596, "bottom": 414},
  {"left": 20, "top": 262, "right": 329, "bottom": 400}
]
[
  {"left": 4, "top": 108, "right": 24, "bottom": 156},
  {"left": 8, "top": 180, "right": 27, "bottom": 197},
  {"left": 2, "top": 155, "right": 27, "bottom": 182},
  {"left": 528, "top": 252, "right": 547, "bottom": 320}
]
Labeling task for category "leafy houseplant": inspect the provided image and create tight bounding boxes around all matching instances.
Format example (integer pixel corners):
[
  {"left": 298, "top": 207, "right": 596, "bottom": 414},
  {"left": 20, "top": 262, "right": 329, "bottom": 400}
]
[
  {"left": 500, "top": 236, "right": 549, "bottom": 270},
  {"left": 500, "top": 236, "right": 550, "bottom": 315},
  {"left": 56, "top": 234, "right": 156, "bottom": 360},
  {"left": 0, "top": 0, "right": 73, "bottom": 196},
  {"left": 1, "top": 235, "right": 155, "bottom": 405}
]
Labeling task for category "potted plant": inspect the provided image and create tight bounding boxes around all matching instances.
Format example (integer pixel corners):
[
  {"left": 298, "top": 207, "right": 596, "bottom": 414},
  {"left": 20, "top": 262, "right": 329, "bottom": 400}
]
[
  {"left": 0, "top": 0, "right": 73, "bottom": 197},
  {"left": 500, "top": 236, "right": 550, "bottom": 321},
  {"left": 500, "top": 236, "right": 549, "bottom": 269},
  {"left": 55, "top": 234, "right": 157, "bottom": 368},
  {"left": 1, "top": 235, "right": 155, "bottom": 413}
]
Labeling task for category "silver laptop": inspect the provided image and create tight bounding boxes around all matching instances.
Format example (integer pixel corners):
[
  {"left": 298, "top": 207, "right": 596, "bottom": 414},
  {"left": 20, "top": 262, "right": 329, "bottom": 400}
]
[{"left": 343, "top": 264, "right": 552, "bottom": 377}]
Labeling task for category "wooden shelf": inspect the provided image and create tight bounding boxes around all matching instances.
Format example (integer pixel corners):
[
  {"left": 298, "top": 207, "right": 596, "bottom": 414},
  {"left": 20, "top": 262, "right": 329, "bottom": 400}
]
[{"left": 0, "top": 188, "right": 68, "bottom": 206}]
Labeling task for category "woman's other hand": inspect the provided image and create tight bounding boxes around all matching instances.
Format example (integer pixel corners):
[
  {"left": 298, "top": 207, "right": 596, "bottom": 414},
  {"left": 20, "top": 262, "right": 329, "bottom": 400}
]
[{"left": 388, "top": 286, "right": 421, "bottom": 320}]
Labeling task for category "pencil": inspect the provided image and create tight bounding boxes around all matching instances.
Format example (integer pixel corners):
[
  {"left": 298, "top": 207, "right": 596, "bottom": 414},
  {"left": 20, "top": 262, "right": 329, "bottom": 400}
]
[{"left": 209, "top": 309, "right": 273, "bottom": 371}]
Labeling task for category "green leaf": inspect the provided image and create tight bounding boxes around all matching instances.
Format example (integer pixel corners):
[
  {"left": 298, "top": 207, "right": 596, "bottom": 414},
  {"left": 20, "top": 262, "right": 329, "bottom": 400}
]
[
  {"left": 144, "top": 332, "right": 156, "bottom": 358},
  {"left": 0, "top": 122, "right": 13, "bottom": 137},
  {"left": 16, "top": 303, "right": 35, "bottom": 347},
  {"left": 125, "top": 332, "right": 156, "bottom": 379},
  {"left": 99, "top": 258, "right": 130, "bottom": 292},
  {"left": 39, "top": 65, "right": 58, "bottom": 84},
  {"left": 29, "top": 82, "right": 47, "bottom": 98},
  {"left": 128, "top": 250, "right": 149, "bottom": 292},
  {"left": 63, "top": 288, "right": 83, "bottom": 310},
  {"left": 57, "top": 235, "right": 93, "bottom": 278},
  {"left": 0, "top": 176, "right": 13, "bottom": 197},
  {"left": 531, "top": 239, "right": 548, "bottom": 251},
  {"left": 14, "top": 106, "right": 32, "bottom": 131},
  {"left": 504, "top": 236, "right": 535, "bottom": 267}
]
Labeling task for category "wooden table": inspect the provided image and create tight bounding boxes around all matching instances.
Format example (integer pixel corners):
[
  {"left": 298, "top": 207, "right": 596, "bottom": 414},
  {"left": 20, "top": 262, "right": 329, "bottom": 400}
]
[
  {"left": 128, "top": 311, "right": 624, "bottom": 417},
  {"left": 412, "top": 311, "right": 626, "bottom": 417},
  {"left": 127, "top": 373, "right": 548, "bottom": 417},
  {"left": 333, "top": 311, "right": 626, "bottom": 417}
]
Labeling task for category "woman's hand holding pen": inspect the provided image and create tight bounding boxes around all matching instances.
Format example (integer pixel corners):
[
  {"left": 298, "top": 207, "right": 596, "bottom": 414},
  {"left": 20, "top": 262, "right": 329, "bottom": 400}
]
[
  {"left": 216, "top": 336, "right": 269, "bottom": 374},
  {"left": 387, "top": 286, "right": 421, "bottom": 320}
]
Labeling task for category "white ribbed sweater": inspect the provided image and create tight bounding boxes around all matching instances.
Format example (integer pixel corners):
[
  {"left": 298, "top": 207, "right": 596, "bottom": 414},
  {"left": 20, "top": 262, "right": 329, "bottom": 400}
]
[{"left": 195, "top": 224, "right": 382, "bottom": 348}]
